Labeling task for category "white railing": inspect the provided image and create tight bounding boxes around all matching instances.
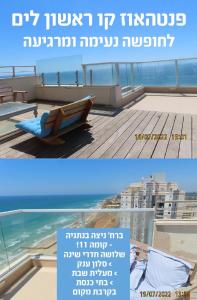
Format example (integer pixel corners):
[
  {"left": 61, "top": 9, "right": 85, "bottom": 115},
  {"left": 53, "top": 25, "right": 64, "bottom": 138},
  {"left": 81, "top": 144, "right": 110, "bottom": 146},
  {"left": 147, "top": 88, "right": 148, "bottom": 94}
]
[
  {"left": 0, "top": 65, "right": 37, "bottom": 78},
  {"left": 1, "top": 57, "right": 197, "bottom": 90}
]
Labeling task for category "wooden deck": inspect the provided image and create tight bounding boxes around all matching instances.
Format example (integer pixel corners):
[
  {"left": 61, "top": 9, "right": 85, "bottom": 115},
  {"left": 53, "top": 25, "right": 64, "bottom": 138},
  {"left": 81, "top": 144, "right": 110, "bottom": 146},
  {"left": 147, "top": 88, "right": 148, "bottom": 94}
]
[{"left": 0, "top": 105, "right": 197, "bottom": 158}]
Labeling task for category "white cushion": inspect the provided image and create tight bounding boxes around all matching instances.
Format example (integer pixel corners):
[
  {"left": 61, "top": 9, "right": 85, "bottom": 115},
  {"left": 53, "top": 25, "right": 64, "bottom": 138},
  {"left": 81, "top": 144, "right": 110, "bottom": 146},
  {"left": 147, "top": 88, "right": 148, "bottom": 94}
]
[
  {"left": 145, "top": 247, "right": 192, "bottom": 290},
  {"left": 130, "top": 260, "right": 146, "bottom": 290}
]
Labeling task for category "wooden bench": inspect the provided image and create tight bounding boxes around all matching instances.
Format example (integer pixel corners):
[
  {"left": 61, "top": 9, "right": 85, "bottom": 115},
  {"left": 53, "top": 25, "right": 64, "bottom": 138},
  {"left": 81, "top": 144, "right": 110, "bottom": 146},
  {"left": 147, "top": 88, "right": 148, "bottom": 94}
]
[
  {"left": 43, "top": 96, "right": 95, "bottom": 145},
  {"left": 16, "top": 95, "right": 95, "bottom": 145},
  {"left": 0, "top": 86, "right": 27, "bottom": 103}
]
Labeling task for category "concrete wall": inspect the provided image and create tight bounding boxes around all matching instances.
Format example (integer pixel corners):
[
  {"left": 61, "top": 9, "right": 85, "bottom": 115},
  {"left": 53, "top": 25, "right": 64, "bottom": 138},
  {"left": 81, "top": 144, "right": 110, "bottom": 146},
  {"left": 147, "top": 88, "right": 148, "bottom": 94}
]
[
  {"left": 0, "top": 259, "right": 33, "bottom": 296},
  {"left": 3, "top": 76, "right": 197, "bottom": 107},
  {"left": 153, "top": 220, "right": 197, "bottom": 262},
  {"left": 121, "top": 87, "right": 145, "bottom": 106},
  {"left": 0, "top": 76, "right": 41, "bottom": 101},
  {"left": 35, "top": 85, "right": 122, "bottom": 107}
]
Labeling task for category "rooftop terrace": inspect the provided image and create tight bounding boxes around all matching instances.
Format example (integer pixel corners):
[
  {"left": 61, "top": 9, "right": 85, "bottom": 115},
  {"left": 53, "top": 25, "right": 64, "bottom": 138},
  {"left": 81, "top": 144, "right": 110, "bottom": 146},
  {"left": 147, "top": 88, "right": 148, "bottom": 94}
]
[
  {"left": 1, "top": 57, "right": 197, "bottom": 158},
  {"left": 1, "top": 94, "right": 197, "bottom": 158}
]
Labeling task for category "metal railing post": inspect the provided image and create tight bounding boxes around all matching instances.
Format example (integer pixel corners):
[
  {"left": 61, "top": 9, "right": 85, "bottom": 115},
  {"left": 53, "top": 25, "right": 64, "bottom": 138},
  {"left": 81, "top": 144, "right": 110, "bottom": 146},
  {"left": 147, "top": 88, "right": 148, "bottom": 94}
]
[
  {"left": 41, "top": 73, "right": 45, "bottom": 86},
  {"left": 75, "top": 70, "right": 79, "bottom": 86},
  {"left": 12, "top": 66, "right": 16, "bottom": 78},
  {"left": 90, "top": 69, "right": 93, "bottom": 86},
  {"left": 175, "top": 59, "right": 179, "bottom": 88},
  {"left": 115, "top": 63, "right": 120, "bottom": 85},
  {"left": 57, "top": 72, "right": 61, "bottom": 86},
  {"left": 33, "top": 66, "right": 37, "bottom": 76},
  {"left": 131, "top": 63, "right": 135, "bottom": 89},
  {"left": 82, "top": 64, "right": 87, "bottom": 86}
]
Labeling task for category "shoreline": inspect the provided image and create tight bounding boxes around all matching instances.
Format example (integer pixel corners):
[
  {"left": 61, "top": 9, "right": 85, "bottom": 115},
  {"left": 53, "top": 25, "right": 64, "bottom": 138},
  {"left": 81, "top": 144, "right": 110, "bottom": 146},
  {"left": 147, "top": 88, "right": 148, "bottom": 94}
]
[
  {"left": 21, "top": 195, "right": 120, "bottom": 255},
  {"left": 0, "top": 195, "right": 121, "bottom": 267}
]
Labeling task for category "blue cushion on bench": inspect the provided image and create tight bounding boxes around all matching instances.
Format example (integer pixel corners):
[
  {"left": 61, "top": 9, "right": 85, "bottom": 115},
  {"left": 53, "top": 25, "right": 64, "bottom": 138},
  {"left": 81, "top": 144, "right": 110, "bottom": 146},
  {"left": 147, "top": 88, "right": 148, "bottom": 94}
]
[
  {"left": 16, "top": 112, "right": 51, "bottom": 138},
  {"left": 16, "top": 112, "right": 82, "bottom": 138}
]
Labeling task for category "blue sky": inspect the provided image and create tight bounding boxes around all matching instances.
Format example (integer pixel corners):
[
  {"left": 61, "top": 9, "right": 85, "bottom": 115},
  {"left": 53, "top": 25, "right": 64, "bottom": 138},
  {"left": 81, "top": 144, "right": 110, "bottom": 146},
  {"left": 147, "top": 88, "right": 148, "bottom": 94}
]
[
  {"left": 0, "top": 0, "right": 197, "bottom": 65},
  {"left": 0, "top": 160, "right": 197, "bottom": 195}
]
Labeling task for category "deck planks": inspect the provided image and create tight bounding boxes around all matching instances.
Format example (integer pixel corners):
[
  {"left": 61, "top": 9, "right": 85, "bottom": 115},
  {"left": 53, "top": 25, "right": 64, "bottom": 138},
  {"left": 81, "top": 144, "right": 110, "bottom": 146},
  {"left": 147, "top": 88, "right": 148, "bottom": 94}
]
[
  {"left": 126, "top": 112, "right": 162, "bottom": 158},
  {"left": 179, "top": 115, "right": 192, "bottom": 158},
  {"left": 72, "top": 109, "right": 137, "bottom": 158},
  {"left": 139, "top": 113, "right": 169, "bottom": 158},
  {"left": 90, "top": 110, "right": 142, "bottom": 158},
  {"left": 152, "top": 113, "right": 176, "bottom": 158},
  {"left": 113, "top": 111, "right": 155, "bottom": 158},
  {"left": 101, "top": 110, "right": 148, "bottom": 158},
  {"left": 0, "top": 109, "right": 196, "bottom": 158},
  {"left": 165, "top": 114, "right": 184, "bottom": 158}
]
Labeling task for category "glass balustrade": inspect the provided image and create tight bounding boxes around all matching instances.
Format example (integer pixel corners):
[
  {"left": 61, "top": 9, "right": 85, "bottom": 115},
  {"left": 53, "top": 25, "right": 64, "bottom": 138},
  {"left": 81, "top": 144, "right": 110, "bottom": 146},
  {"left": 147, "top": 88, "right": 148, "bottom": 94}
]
[
  {"left": 1, "top": 58, "right": 197, "bottom": 88},
  {"left": 0, "top": 209, "right": 155, "bottom": 277},
  {"left": 39, "top": 58, "right": 197, "bottom": 94}
]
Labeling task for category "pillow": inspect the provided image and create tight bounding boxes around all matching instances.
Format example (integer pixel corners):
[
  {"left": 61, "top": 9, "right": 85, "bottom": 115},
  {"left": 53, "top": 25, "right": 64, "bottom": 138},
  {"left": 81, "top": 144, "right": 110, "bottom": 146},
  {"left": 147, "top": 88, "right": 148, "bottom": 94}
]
[
  {"left": 15, "top": 112, "right": 81, "bottom": 138},
  {"left": 145, "top": 247, "right": 192, "bottom": 290},
  {"left": 130, "top": 260, "right": 146, "bottom": 291},
  {"left": 16, "top": 112, "right": 51, "bottom": 138},
  {"left": 130, "top": 244, "right": 137, "bottom": 269}
]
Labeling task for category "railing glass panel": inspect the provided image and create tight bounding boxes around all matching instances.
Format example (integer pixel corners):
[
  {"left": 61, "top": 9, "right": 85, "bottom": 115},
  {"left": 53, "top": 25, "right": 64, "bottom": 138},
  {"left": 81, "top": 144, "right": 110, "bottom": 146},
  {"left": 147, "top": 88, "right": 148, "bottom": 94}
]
[
  {"left": 178, "top": 59, "right": 197, "bottom": 86},
  {"left": 119, "top": 63, "right": 134, "bottom": 92},
  {"left": 0, "top": 213, "right": 29, "bottom": 268},
  {"left": 42, "top": 72, "right": 58, "bottom": 85},
  {"left": 133, "top": 60, "right": 177, "bottom": 86},
  {"left": 85, "top": 64, "right": 117, "bottom": 86},
  {"left": 83, "top": 210, "right": 154, "bottom": 245},
  {"left": 0, "top": 220, "right": 10, "bottom": 275},
  {"left": 60, "top": 70, "right": 83, "bottom": 86},
  {"left": 37, "top": 55, "right": 83, "bottom": 86}
]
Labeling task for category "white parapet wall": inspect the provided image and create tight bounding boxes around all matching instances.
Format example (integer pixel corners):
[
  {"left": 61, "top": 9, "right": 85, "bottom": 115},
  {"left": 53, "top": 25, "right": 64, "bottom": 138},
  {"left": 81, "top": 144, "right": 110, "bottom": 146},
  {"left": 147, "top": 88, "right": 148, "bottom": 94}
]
[
  {"left": 0, "top": 76, "right": 147, "bottom": 107},
  {"left": 0, "top": 76, "right": 42, "bottom": 101},
  {"left": 153, "top": 220, "right": 197, "bottom": 261},
  {"left": 35, "top": 85, "right": 122, "bottom": 107}
]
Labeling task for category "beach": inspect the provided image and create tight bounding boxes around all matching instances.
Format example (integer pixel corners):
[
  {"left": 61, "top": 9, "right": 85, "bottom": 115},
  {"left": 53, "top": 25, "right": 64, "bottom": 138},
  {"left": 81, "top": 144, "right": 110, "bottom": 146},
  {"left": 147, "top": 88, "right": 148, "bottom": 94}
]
[{"left": 18, "top": 195, "right": 121, "bottom": 257}]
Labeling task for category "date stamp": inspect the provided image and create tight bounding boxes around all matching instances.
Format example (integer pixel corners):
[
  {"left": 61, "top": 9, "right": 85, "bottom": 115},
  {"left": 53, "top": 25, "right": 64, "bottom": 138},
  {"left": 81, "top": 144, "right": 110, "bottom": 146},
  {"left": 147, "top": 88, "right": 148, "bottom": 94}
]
[
  {"left": 139, "top": 290, "right": 190, "bottom": 298},
  {"left": 140, "top": 291, "right": 171, "bottom": 298},
  {"left": 135, "top": 134, "right": 187, "bottom": 141}
]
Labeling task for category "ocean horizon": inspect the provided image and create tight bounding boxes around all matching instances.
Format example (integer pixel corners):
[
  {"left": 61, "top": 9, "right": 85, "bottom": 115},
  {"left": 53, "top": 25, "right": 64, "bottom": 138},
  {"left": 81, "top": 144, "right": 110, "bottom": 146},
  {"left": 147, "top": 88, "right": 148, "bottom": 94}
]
[{"left": 0, "top": 194, "right": 112, "bottom": 212}]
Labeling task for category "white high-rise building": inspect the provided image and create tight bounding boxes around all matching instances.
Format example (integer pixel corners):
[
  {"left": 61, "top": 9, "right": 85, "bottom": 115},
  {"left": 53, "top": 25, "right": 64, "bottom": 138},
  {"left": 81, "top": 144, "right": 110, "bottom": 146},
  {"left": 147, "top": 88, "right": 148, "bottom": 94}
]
[{"left": 120, "top": 174, "right": 186, "bottom": 233}]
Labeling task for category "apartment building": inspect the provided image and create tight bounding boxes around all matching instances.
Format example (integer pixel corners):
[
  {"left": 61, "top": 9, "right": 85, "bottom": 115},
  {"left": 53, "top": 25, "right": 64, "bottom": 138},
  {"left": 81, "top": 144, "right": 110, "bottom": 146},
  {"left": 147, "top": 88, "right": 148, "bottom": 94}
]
[{"left": 120, "top": 174, "right": 186, "bottom": 234}]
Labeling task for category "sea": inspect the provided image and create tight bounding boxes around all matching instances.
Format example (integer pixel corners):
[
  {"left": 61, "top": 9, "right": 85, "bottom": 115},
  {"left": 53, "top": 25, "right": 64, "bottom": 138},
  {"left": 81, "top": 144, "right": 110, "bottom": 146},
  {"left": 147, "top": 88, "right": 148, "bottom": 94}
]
[
  {"left": 0, "top": 194, "right": 111, "bottom": 270},
  {"left": 1, "top": 60, "right": 197, "bottom": 87}
]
